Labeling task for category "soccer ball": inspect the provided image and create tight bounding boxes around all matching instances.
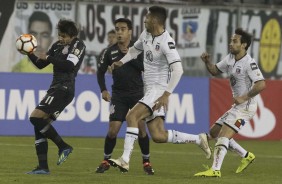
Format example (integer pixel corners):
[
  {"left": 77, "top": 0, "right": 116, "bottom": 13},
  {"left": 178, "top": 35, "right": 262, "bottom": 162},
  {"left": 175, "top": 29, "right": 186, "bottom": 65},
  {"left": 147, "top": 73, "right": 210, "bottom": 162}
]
[{"left": 15, "top": 34, "right": 37, "bottom": 55}]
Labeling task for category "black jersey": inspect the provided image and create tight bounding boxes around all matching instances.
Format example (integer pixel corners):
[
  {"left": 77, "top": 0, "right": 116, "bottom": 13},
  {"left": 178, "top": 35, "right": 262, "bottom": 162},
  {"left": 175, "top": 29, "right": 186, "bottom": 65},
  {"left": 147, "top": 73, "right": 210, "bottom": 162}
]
[
  {"left": 29, "top": 38, "right": 86, "bottom": 90},
  {"left": 97, "top": 41, "right": 144, "bottom": 95}
]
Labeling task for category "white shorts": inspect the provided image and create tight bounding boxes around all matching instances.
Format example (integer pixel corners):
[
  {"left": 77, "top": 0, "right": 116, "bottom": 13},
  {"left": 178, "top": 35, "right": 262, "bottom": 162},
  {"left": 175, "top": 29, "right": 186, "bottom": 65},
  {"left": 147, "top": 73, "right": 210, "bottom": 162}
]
[
  {"left": 215, "top": 103, "right": 257, "bottom": 132},
  {"left": 139, "top": 88, "right": 165, "bottom": 122}
]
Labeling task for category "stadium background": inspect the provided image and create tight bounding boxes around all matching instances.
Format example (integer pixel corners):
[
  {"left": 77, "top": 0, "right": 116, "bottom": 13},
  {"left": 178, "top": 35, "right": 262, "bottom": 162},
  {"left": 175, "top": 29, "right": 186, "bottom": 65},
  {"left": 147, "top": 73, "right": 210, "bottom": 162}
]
[{"left": 0, "top": 0, "right": 281, "bottom": 140}]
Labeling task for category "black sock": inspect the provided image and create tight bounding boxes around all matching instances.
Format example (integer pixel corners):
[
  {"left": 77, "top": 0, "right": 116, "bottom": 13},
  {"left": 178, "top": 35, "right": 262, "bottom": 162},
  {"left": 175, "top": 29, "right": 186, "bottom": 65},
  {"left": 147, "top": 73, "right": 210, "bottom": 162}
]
[
  {"left": 30, "top": 117, "right": 68, "bottom": 149},
  {"left": 138, "top": 134, "right": 150, "bottom": 163},
  {"left": 34, "top": 128, "right": 48, "bottom": 169},
  {"left": 104, "top": 135, "right": 116, "bottom": 160},
  {"left": 44, "top": 125, "right": 68, "bottom": 149}
]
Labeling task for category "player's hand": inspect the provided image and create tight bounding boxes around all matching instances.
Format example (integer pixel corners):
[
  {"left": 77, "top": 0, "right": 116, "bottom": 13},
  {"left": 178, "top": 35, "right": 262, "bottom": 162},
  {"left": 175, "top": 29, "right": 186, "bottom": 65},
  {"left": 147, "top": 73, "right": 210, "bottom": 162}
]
[
  {"left": 111, "top": 61, "right": 123, "bottom": 70},
  {"left": 37, "top": 53, "right": 48, "bottom": 60},
  {"left": 200, "top": 52, "right": 211, "bottom": 64},
  {"left": 102, "top": 90, "right": 111, "bottom": 102},
  {"left": 153, "top": 91, "right": 170, "bottom": 112},
  {"left": 233, "top": 95, "right": 249, "bottom": 105},
  {"left": 121, "top": 47, "right": 128, "bottom": 54}
]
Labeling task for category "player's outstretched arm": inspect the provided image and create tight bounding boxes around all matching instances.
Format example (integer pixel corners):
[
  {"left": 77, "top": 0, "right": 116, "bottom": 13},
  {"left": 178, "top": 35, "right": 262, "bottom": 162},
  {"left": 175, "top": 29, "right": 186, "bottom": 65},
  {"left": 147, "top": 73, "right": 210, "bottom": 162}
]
[{"left": 200, "top": 52, "right": 220, "bottom": 76}]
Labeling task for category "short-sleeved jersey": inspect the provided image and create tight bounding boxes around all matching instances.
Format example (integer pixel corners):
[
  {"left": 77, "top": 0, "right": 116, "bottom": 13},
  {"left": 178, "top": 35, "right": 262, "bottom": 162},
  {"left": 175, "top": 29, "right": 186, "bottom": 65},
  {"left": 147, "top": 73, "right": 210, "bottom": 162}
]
[
  {"left": 216, "top": 53, "right": 264, "bottom": 106},
  {"left": 134, "top": 30, "right": 181, "bottom": 90},
  {"left": 97, "top": 41, "right": 144, "bottom": 95},
  {"left": 47, "top": 38, "right": 86, "bottom": 90}
]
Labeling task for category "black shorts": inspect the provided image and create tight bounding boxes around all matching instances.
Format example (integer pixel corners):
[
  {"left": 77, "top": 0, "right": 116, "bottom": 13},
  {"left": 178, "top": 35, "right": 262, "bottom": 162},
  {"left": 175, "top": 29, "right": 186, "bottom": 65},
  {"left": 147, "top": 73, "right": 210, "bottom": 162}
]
[
  {"left": 36, "top": 86, "right": 74, "bottom": 120},
  {"left": 110, "top": 92, "right": 143, "bottom": 122}
]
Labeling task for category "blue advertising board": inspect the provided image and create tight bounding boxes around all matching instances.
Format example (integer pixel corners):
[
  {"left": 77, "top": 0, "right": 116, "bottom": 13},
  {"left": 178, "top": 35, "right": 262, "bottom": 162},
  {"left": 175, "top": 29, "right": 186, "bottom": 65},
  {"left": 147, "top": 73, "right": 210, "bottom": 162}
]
[{"left": 0, "top": 72, "right": 209, "bottom": 137}]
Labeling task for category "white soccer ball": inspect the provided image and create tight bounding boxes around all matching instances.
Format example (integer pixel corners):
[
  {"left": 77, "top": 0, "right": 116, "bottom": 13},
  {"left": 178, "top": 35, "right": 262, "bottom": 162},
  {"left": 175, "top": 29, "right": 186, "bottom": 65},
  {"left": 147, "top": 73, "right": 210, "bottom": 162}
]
[{"left": 16, "top": 34, "right": 37, "bottom": 55}]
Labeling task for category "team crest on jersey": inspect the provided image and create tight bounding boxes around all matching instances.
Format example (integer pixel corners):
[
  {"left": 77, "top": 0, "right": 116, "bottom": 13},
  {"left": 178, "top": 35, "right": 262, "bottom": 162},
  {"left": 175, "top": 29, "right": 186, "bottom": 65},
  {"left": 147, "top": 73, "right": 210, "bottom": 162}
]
[
  {"left": 168, "top": 42, "right": 175, "bottom": 49},
  {"left": 155, "top": 43, "right": 160, "bottom": 51},
  {"left": 236, "top": 68, "right": 241, "bottom": 74},
  {"left": 146, "top": 50, "right": 153, "bottom": 62}
]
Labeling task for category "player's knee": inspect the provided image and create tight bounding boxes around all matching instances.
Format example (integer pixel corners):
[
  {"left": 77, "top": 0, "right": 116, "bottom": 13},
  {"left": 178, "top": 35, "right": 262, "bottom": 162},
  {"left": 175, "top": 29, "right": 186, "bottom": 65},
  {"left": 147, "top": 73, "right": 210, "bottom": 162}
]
[
  {"left": 107, "top": 129, "right": 118, "bottom": 138},
  {"left": 126, "top": 113, "right": 139, "bottom": 125},
  {"left": 29, "top": 117, "right": 49, "bottom": 132}
]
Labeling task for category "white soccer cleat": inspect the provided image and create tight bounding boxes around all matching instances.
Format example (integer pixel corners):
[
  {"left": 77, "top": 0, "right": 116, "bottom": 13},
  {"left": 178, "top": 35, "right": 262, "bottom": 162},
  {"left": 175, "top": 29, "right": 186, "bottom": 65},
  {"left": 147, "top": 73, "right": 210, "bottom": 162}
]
[
  {"left": 199, "top": 133, "right": 212, "bottom": 159},
  {"left": 108, "top": 157, "right": 129, "bottom": 173}
]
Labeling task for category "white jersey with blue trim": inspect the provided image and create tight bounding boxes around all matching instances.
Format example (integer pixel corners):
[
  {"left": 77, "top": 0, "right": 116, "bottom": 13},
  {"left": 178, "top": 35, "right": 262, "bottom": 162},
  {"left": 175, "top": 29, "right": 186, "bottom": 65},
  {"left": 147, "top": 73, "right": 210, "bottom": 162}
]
[
  {"left": 216, "top": 53, "right": 264, "bottom": 106},
  {"left": 134, "top": 30, "right": 181, "bottom": 90}
]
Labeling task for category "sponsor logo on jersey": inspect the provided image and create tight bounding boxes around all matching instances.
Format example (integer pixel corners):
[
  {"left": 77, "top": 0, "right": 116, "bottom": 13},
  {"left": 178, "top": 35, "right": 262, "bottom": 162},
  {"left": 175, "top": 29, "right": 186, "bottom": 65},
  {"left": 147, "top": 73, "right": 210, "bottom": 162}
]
[
  {"left": 146, "top": 50, "right": 153, "bottom": 62},
  {"left": 111, "top": 50, "right": 118, "bottom": 55},
  {"left": 168, "top": 42, "right": 175, "bottom": 49},
  {"left": 112, "top": 56, "right": 118, "bottom": 60},
  {"left": 250, "top": 63, "right": 258, "bottom": 70},
  {"left": 74, "top": 48, "right": 80, "bottom": 56},
  {"left": 234, "top": 119, "right": 245, "bottom": 128}
]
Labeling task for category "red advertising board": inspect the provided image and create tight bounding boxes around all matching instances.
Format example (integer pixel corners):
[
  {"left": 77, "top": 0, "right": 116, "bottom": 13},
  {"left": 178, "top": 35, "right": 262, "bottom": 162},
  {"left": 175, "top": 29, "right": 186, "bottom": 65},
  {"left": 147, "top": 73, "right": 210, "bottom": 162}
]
[{"left": 210, "top": 79, "right": 282, "bottom": 140}]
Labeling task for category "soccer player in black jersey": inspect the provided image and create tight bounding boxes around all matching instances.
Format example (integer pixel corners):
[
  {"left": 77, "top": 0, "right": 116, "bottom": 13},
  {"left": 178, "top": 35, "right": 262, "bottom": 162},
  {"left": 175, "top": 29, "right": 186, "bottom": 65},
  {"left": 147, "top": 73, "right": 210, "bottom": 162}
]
[
  {"left": 25, "top": 19, "right": 86, "bottom": 174},
  {"left": 96, "top": 18, "right": 154, "bottom": 175}
]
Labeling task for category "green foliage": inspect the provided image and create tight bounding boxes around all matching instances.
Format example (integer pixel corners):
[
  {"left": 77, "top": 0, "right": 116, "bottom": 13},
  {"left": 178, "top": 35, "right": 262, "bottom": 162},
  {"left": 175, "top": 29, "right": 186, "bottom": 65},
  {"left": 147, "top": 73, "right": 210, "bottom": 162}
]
[{"left": 0, "top": 136, "right": 281, "bottom": 184}]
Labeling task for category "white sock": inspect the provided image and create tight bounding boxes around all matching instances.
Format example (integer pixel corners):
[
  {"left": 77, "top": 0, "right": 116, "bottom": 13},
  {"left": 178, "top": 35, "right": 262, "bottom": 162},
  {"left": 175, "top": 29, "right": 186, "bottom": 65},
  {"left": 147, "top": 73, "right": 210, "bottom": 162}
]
[
  {"left": 121, "top": 127, "right": 139, "bottom": 163},
  {"left": 229, "top": 138, "right": 247, "bottom": 158},
  {"left": 212, "top": 137, "right": 229, "bottom": 171},
  {"left": 167, "top": 130, "right": 200, "bottom": 144}
]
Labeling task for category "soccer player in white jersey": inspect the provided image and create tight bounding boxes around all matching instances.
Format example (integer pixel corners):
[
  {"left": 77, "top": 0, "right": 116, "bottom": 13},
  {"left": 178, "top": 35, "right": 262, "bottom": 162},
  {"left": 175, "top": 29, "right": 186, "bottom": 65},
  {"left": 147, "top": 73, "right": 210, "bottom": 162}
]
[
  {"left": 194, "top": 28, "right": 266, "bottom": 177},
  {"left": 108, "top": 5, "right": 211, "bottom": 173}
]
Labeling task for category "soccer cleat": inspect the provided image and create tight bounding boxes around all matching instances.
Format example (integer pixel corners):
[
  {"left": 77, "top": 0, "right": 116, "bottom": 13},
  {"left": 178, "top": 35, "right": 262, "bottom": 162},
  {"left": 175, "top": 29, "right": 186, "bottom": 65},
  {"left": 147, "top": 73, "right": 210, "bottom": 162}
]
[
  {"left": 57, "top": 146, "right": 73, "bottom": 165},
  {"left": 95, "top": 160, "right": 110, "bottom": 173},
  {"left": 108, "top": 157, "right": 129, "bottom": 173},
  {"left": 236, "top": 152, "right": 255, "bottom": 173},
  {"left": 26, "top": 166, "right": 50, "bottom": 175},
  {"left": 143, "top": 162, "right": 154, "bottom": 175},
  {"left": 194, "top": 168, "right": 221, "bottom": 177},
  {"left": 199, "top": 133, "right": 212, "bottom": 159}
]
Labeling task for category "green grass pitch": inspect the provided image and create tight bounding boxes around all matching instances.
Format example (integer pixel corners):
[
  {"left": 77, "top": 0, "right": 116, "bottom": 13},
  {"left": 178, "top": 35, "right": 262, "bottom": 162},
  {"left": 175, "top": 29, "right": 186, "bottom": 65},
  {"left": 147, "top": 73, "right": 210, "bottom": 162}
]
[{"left": 0, "top": 136, "right": 281, "bottom": 184}]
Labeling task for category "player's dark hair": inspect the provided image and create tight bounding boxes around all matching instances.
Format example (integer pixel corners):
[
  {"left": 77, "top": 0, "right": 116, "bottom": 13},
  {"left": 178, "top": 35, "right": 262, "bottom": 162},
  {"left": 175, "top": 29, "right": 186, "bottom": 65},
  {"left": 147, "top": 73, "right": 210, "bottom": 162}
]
[
  {"left": 108, "top": 29, "right": 116, "bottom": 35},
  {"left": 57, "top": 19, "right": 78, "bottom": 37},
  {"left": 235, "top": 28, "right": 252, "bottom": 51},
  {"left": 114, "top": 18, "right": 132, "bottom": 30},
  {"left": 28, "top": 11, "right": 52, "bottom": 32},
  {"left": 148, "top": 6, "right": 167, "bottom": 25}
]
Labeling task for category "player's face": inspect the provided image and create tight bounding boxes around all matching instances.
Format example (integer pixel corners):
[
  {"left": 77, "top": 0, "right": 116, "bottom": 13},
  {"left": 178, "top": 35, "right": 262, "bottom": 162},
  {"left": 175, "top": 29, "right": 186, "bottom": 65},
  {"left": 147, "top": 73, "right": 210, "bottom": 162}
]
[
  {"left": 29, "top": 21, "right": 53, "bottom": 55},
  {"left": 58, "top": 32, "right": 74, "bottom": 45},
  {"left": 229, "top": 34, "right": 244, "bottom": 55},
  {"left": 144, "top": 12, "right": 153, "bottom": 33},
  {"left": 115, "top": 22, "right": 132, "bottom": 43},
  {"left": 107, "top": 33, "right": 117, "bottom": 46}
]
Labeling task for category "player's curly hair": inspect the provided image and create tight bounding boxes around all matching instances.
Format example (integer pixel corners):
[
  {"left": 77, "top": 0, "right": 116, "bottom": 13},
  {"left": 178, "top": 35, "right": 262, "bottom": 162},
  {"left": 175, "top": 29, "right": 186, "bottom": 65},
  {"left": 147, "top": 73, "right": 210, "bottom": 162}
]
[
  {"left": 57, "top": 19, "right": 78, "bottom": 37},
  {"left": 235, "top": 28, "right": 252, "bottom": 51}
]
